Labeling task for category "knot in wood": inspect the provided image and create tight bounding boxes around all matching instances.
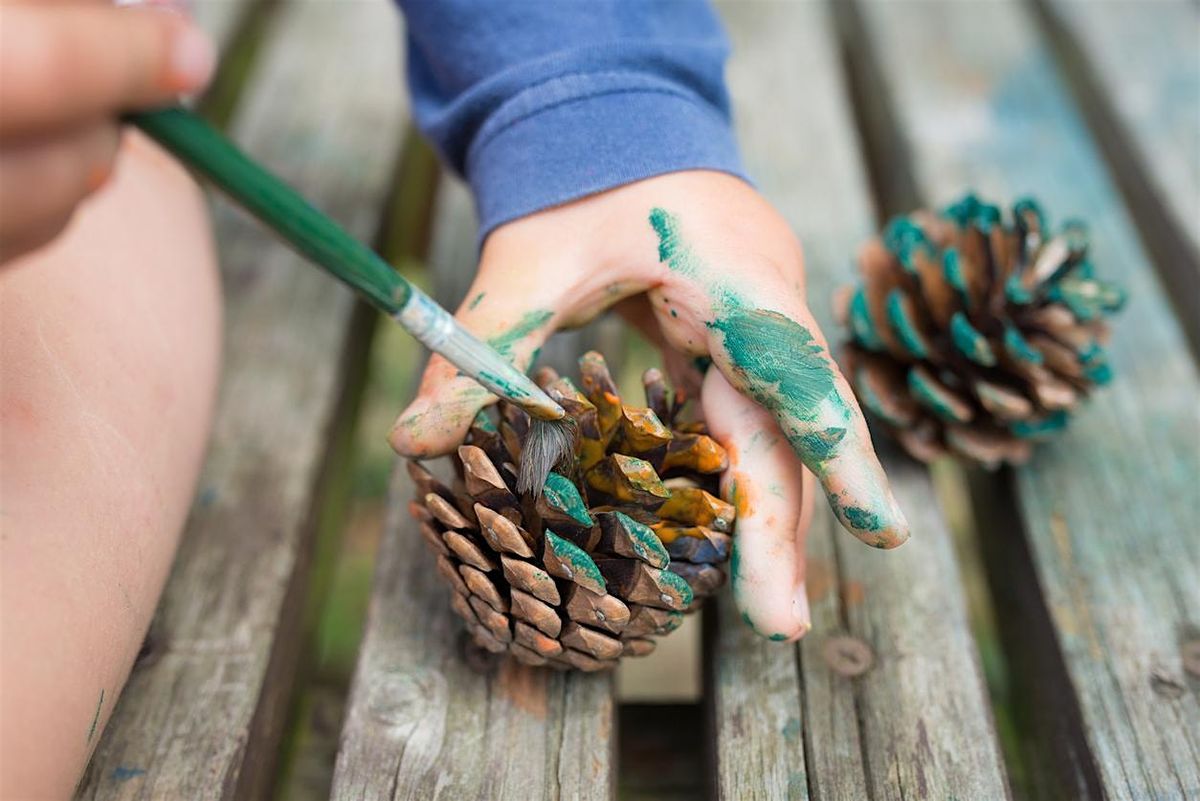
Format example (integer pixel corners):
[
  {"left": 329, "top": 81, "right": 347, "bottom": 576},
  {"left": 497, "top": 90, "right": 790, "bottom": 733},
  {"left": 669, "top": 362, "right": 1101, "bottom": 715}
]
[
  {"left": 821, "top": 635, "right": 874, "bottom": 677},
  {"left": 1182, "top": 640, "right": 1200, "bottom": 679}
]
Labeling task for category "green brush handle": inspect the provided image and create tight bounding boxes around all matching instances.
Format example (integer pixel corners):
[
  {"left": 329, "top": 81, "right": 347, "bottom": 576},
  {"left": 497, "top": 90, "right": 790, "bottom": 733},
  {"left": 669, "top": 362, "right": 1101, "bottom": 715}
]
[
  {"left": 128, "top": 106, "right": 410, "bottom": 315},
  {"left": 128, "top": 106, "right": 565, "bottom": 422}
]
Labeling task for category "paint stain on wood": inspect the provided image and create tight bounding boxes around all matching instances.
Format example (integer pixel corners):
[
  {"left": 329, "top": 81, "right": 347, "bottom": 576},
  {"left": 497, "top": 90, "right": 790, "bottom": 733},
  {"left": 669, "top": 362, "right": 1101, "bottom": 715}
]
[
  {"left": 500, "top": 662, "right": 548, "bottom": 720},
  {"left": 806, "top": 559, "right": 834, "bottom": 603}
]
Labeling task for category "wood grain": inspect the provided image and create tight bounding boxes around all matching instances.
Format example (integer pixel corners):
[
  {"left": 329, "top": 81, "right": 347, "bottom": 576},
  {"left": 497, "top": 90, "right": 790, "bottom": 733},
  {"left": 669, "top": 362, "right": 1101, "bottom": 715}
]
[
  {"left": 331, "top": 178, "right": 616, "bottom": 800},
  {"left": 855, "top": 1, "right": 1200, "bottom": 798},
  {"left": 75, "top": 1, "right": 407, "bottom": 798},
  {"left": 1036, "top": 0, "right": 1200, "bottom": 350},
  {"left": 709, "top": 3, "right": 1010, "bottom": 799}
]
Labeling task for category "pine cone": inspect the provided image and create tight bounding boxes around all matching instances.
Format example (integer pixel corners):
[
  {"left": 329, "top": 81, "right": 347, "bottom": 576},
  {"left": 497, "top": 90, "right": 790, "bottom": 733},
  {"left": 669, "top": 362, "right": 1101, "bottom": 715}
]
[
  {"left": 407, "top": 352, "right": 735, "bottom": 671},
  {"left": 836, "top": 194, "right": 1125, "bottom": 468}
]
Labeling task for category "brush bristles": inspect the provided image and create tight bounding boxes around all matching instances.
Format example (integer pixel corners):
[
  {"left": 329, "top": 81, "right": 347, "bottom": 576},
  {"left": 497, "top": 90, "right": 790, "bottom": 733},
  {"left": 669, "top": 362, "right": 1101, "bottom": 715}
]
[{"left": 518, "top": 417, "right": 578, "bottom": 497}]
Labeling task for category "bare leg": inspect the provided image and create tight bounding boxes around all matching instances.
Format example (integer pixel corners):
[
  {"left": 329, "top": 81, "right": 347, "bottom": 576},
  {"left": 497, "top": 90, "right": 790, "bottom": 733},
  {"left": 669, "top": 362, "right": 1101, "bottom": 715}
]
[{"left": 0, "top": 131, "right": 221, "bottom": 799}]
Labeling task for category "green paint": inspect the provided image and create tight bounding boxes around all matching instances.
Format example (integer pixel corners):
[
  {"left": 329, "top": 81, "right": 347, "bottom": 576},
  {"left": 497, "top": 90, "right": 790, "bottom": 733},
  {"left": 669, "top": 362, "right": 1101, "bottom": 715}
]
[
  {"left": 886, "top": 288, "right": 931, "bottom": 359},
  {"left": 486, "top": 309, "right": 553, "bottom": 359},
  {"left": 943, "top": 193, "right": 1000, "bottom": 232},
  {"left": 1049, "top": 277, "right": 1126, "bottom": 321},
  {"left": 1011, "top": 411, "right": 1070, "bottom": 440},
  {"left": 1003, "top": 324, "right": 1043, "bottom": 365},
  {"left": 544, "top": 529, "right": 606, "bottom": 590},
  {"left": 1005, "top": 274, "right": 1034, "bottom": 305},
  {"left": 1013, "top": 196, "right": 1046, "bottom": 235},
  {"left": 705, "top": 309, "right": 838, "bottom": 418},
  {"left": 649, "top": 207, "right": 697, "bottom": 276},
  {"left": 468, "top": 291, "right": 486, "bottom": 311},
  {"left": 1061, "top": 219, "right": 1089, "bottom": 256},
  {"left": 841, "top": 504, "right": 885, "bottom": 532},
  {"left": 613, "top": 511, "right": 670, "bottom": 566},
  {"left": 949, "top": 312, "right": 997, "bottom": 366},
  {"left": 1078, "top": 343, "right": 1113, "bottom": 385},
  {"left": 942, "top": 248, "right": 970, "bottom": 305},
  {"left": 848, "top": 288, "right": 884, "bottom": 351},
  {"left": 797, "top": 427, "right": 848, "bottom": 462},
  {"left": 542, "top": 472, "right": 593, "bottom": 527},
  {"left": 768, "top": 633, "right": 790, "bottom": 641},
  {"left": 471, "top": 409, "right": 498, "bottom": 433},
  {"left": 907, "top": 368, "right": 967, "bottom": 422},
  {"left": 782, "top": 718, "right": 802, "bottom": 740},
  {"left": 477, "top": 370, "right": 530, "bottom": 400},
  {"left": 882, "top": 216, "right": 929, "bottom": 271},
  {"left": 87, "top": 689, "right": 104, "bottom": 744},
  {"left": 660, "top": 569, "right": 695, "bottom": 608}
]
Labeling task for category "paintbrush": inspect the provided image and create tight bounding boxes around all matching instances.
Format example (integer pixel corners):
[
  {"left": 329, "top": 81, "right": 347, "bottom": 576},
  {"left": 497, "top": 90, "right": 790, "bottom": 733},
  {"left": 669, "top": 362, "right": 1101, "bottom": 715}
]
[{"left": 127, "top": 106, "right": 573, "bottom": 495}]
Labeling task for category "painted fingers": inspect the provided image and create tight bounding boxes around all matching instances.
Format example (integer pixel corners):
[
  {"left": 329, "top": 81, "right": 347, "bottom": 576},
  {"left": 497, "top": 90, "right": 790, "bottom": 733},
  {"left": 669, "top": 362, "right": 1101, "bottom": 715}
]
[{"left": 649, "top": 206, "right": 909, "bottom": 551}]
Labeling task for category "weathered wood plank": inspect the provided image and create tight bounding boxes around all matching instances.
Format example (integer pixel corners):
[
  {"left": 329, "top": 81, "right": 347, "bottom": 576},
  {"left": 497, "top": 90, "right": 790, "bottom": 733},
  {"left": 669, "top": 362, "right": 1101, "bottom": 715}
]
[
  {"left": 1036, "top": 0, "right": 1200, "bottom": 348},
  {"left": 331, "top": 178, "right": 615, "bottom": 800},
  {"left": 855, "top": 1, "right": 1200, "bottom": 798},
  {"left": 709, "top": 3, "right": 1010, "bottom": 800},
  {"left": 76, "top": 1, "right": 408, "bottom": 798},
  {"left": 191, "top": 0, "right": 249, "bottom": 50}
]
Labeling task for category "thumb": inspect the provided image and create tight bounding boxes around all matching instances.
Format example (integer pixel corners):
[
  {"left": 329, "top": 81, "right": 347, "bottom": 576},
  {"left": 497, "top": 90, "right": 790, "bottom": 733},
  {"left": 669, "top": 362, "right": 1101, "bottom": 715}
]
[
  {"left": 0, "top": 5, "right": 216, "bottom": 137},
  {"left": 389, "top": 277, "right": 560, "bottom": 458}
]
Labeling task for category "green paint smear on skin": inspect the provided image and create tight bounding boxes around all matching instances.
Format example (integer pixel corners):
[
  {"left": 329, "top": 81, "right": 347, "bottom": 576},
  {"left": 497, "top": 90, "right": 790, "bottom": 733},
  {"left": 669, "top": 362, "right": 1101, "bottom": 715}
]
[
  {"left": 886, "top": 288, "right": 930, "bottom": 359},
  {"left": 950, "top": 312, "right": 997, "bottom": 366},
  {"left": 908, "top": 368, "right": 967, "bottom": 423},
  {"left": 649, "top": 208, "right": 853, "bottom": 472},
  {"left": 544, "top": 529, "right": 605, "bottom": 590},
  {"left": 486, "top": 309, "right": 553, "bottom": 359},
  {"left": 841, "top": 504, "right": 885, "bottom": 532},
  {"left": 1003, "top": 324, "right": 1043, "bottom": 365},
  {"left": 797, "top": 427, "right": 848, "bottom": 462},
  {"left": 468, "top": 291, "right": 486, "bottom": 311},
  {"left": 705, "top": 308, "right": 840, "bottom": 422},
  {"left": 542, "top": 472, "right": 593, "bottom": 527},
  {"left": 649, "top": 207, "right": 698, "bottom": 276}
]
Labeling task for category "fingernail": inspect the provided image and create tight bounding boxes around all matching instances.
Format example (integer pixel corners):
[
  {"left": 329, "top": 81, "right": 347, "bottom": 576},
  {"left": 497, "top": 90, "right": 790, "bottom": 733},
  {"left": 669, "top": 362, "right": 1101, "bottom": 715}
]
[{"left": 169, "top": 24, "right": 216, "bottom": 91}]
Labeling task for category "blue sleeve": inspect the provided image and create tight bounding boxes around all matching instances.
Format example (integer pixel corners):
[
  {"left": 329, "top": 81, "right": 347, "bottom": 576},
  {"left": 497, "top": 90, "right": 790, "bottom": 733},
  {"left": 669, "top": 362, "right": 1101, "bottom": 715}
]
[{"left": 397, "top": 0, "right": 746, "bottom": 241}]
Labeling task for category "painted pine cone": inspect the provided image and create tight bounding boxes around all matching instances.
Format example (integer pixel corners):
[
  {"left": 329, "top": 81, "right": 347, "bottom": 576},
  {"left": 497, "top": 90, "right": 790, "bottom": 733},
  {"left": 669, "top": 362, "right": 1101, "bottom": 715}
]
[
  {"left": 836, "top": 194, "right": 1126, "bottom": 468},
  {"left": 407, "top": 351, "right": 735, "bottom": 671}
]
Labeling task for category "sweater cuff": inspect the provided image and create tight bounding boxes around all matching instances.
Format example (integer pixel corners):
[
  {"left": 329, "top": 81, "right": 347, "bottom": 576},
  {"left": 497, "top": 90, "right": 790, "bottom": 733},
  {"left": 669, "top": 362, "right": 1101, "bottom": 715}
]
[{"left": 465, "top": 71, "right": 746, "bottom": 241}]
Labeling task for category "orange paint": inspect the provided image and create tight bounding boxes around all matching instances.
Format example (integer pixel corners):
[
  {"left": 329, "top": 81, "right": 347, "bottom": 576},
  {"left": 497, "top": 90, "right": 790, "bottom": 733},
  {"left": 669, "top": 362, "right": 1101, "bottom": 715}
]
[
  {"left": 805, "top": 559, "right": 833, "bottom": 603},
  {"left": 841, "top": 580, "right": 865, "bottom": 608}
]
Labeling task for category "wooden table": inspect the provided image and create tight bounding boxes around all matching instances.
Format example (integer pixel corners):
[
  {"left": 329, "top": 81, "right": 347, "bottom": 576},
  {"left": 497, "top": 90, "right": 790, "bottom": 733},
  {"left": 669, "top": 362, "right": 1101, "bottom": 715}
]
[{"left": 76, "top": 1, "right": 1198, "bottom": 799}]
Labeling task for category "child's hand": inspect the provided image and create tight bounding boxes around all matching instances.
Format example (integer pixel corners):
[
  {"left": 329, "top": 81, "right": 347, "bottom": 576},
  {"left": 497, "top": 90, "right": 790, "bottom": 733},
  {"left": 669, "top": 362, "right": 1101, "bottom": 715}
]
[
  {"left": 0, "top": 1, "right": 215, "bottom": 263},
  {"left": 391, "top": 170, "right": 908, "bottom": 641}
]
